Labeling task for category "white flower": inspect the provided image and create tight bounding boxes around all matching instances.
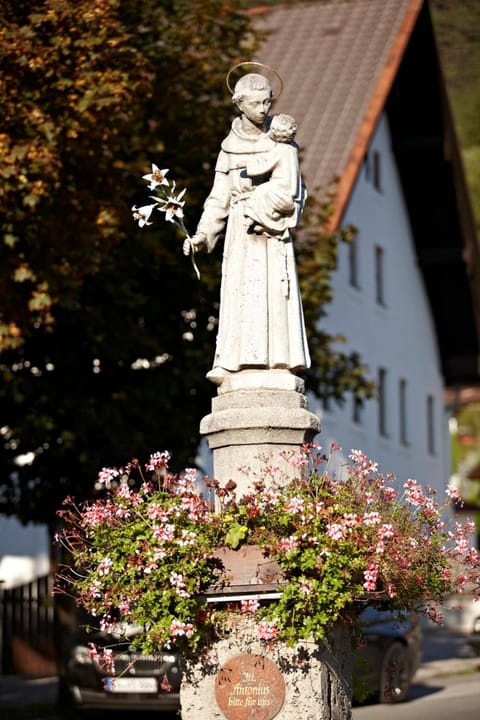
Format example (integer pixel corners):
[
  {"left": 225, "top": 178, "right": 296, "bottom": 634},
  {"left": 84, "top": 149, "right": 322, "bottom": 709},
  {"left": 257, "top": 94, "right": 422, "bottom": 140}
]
[
  {"left": 157, "top": 185, "right": 186, "bottom": 223},
  {"left": 131, "top": 202, "right": 157, "bottom": 228},
  {"left": 142, "top": 164, "right": 169, "bottom": 191}
]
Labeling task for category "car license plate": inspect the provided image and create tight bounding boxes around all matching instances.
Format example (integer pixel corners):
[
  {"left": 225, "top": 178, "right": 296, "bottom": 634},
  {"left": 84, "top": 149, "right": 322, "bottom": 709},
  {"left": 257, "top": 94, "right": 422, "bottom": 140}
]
[{"left": 105, "top": 677, "right": 158, "bottom": 693}]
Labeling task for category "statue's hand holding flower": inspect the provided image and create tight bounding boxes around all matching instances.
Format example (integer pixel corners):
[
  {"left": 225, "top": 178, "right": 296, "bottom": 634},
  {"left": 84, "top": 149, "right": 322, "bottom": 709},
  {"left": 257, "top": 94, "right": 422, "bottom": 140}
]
[{"left": 183, "top": 233, "right": 208, "bottom": 256}]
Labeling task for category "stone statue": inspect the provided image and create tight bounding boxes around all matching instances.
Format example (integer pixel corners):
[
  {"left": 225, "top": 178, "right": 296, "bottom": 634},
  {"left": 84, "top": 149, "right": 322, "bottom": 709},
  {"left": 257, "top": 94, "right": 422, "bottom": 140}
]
[{"left": 183, "top": 70, "right": 310, "bottom": 385}]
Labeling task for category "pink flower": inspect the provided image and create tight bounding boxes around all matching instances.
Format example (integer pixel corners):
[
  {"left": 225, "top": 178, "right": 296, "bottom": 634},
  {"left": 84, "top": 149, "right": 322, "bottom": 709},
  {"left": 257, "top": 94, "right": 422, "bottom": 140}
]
[
  {"left": 363, "top": 563, "right": 379, "bottom": 592},
  {"left": 184, "top": 467, "right": 198, "bottom": 484},
  {"left": 147, "top": 503, "right": 169, "bottom": 521},
  {"left": 445, "top": 484, "right": 463, "bottom": 504},
  {"left": 241, "top": 599, "right": 260, "bottom": 614},
  {"left": 343, "top": 514, "right": 359, "bottom": 528},
  {"left": 87, "top": 643, "right": 99, "bottom": 661},
  {"left": 87, "top": 580, "right": 102, "bottom": 599},
  {"left": 257, "top": 620, "right": 279, "bottom": 641},
  {"left": 100, "top": 616, "right": 114, "bottom": 633},
  {"left": 160, "top": 674, "right": 173, "bottom": 692},
  {"left": 362, "top": 512, "right": 381, "bottom": 526},
  {"left": 424, "top": 605, "right": 443, "bottom": 625},
  {"left": 145, "top": 451, "right": 171, "bottom": 473},
  {"left": 169, "top": 572, "right": 190, "bottom": 597},
  {"left": 98, "top": 467, "right": 120, "bottom": 486},
  {"left": 386, "top": 583, "right": 397, "bottom": 598},
  {"left": 153, "top": 524, "right": 175, "bottom": 542},
  {"left": 466, "top": 547, "right": 478, "bottom": 564},
  {"left": 456, "top": 573, "right": 468, "bottom": 589},
  {"left": 116, "top": 484, "right": 132, "bottom": 500},
  {"left": 170, "top": 620, "right": 194, "bottom": 638},
  {"left": 97, "top": 558, "right": 113, "bottom": 576},
  {"left": 300, "top": 579, "right": 313, "bottom": 595},
  {"left": 289, "top": 451, "right": 309, "bottom": 468},
  {"left": 456, "top": 538, "right": 469, "bottom": 554},
  {"left": 118, "top": 599, "right": 131, "bottom": 614},
  {"left": 82, "top": 501, "right": 116, "bottom": 527},
  {"left": 380, "top": 523, "right": 394, "bottom": 539},
  {"left": 180, "top": 495, "right": 208, "bottom": 521},
  {"left": 177, "top": 530, "right": 197, "bottom": 547},
  {"left": 99, "top": 648, "right": 115, "bottom": 675},
  {"left": 284, "top": 496, "right": 304, "bottom": 514},
  {"left": 278, "top": 536, "right": 300, "bottom": 553},
  {"left": 326, "top": 523, "right": 346, "bottom": 541},
  {"left": 349, "top": 449, "right": 378, "bottom": 477},
  {"left": 144, "top": 559, "right": 158, "bottom": 575}
]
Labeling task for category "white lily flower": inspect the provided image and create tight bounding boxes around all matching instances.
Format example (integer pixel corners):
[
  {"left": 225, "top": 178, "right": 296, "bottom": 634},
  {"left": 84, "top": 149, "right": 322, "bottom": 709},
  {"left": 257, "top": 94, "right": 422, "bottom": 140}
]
[
  {"left": 142, "top": 164, "right": 169, "bottom": 191},
  {"left": 158, "top": 186, "right": 187, "bottom": 223},
  {"left": 131, "top": 202, "right": 157, "bottom": 228}
]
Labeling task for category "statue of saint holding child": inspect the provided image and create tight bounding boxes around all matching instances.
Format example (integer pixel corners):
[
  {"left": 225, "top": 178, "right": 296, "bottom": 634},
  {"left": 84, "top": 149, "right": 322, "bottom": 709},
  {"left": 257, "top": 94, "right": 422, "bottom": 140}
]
[{"left": 184, "top": 66, "right": 310, "bottom": 385}]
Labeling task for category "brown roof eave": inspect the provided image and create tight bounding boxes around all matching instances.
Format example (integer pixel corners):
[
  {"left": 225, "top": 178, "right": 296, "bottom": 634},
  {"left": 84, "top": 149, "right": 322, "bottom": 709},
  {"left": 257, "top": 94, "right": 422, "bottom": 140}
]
[{"left": 330, "top": 0, "right": 424, "bottom": 230}]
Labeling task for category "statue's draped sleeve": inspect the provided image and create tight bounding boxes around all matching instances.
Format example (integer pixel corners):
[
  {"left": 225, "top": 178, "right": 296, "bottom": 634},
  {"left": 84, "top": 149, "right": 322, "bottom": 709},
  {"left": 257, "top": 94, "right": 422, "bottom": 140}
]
[{"left": 195, "top": 150, "right": 231, "bottom": 252}]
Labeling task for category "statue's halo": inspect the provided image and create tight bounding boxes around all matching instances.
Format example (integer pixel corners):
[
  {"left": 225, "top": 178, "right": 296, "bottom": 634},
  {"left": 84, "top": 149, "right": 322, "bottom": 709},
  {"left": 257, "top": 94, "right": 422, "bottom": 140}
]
[{"left": 226, "top": 62, "right": 284, "bottom": 100}]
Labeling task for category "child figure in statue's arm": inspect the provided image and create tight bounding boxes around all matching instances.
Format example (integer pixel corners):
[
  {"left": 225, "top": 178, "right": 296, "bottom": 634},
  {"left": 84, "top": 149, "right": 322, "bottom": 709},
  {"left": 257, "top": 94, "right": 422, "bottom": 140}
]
[{"left": 244, "top": 113, "right": 306, "bottom": 238}]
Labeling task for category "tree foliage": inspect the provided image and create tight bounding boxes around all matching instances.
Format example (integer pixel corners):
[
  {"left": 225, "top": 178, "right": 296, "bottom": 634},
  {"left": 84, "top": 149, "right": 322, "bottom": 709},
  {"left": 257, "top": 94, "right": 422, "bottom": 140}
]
[{"left": 0, "top": 0, "right": 372, "bottom": 529}]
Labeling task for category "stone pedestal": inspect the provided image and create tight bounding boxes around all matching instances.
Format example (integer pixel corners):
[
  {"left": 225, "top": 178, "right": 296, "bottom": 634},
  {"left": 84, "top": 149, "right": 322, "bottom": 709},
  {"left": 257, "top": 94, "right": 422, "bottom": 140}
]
[
  {"left": 180, "top": 617, "right": 352, "bottom": 720},
  {"left": 200, "top": 370, "right": 320, "bottom": 493},
  {"left": 188, "top": 370, "right": 352, "bottom": 720}
]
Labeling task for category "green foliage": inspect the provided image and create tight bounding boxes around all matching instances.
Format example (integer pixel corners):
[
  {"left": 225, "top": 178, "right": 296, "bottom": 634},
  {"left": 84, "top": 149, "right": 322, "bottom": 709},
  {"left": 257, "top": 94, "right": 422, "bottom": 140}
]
[{"left": 430, "top": 0, "right": 480, "bottom": 232}]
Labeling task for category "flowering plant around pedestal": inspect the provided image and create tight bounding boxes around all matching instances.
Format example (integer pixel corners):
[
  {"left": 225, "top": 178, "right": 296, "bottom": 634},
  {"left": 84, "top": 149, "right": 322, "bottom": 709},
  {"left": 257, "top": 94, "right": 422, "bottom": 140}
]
[{"left": 55, "top": 444, "right": 480, "bottom": 663}]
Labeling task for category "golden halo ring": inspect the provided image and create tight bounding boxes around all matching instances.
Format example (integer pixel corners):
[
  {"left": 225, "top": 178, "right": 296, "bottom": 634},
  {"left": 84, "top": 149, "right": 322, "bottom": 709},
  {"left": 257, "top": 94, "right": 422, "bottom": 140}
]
[{"left": 226, "top": 61, "right": 284, "bottom": 100}]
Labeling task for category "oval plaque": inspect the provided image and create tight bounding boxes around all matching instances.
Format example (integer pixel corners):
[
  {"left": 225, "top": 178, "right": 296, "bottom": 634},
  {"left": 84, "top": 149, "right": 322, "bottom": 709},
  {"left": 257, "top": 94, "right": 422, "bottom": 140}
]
[{"left": 215, "top": 653, "right": 285, "bottom": 720}]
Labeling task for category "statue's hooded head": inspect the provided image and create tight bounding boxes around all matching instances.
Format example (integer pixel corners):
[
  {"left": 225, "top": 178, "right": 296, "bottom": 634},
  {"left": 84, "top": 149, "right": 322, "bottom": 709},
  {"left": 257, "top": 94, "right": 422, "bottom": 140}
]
[{"left": 232, "top": 73, "right": 273, "bottom": 127}]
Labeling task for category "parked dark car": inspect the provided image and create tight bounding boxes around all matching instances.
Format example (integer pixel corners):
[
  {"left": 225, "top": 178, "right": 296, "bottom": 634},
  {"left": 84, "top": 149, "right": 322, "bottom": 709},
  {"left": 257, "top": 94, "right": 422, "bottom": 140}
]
[
  {"left": 58, "top": 608, "right": 421, "bottom": 715},
  {"left": 354, "top": 607, "right": 422, "bottom": 703},
  {"left": 57, "top": 624, "right": 181, "bottom": 717}
]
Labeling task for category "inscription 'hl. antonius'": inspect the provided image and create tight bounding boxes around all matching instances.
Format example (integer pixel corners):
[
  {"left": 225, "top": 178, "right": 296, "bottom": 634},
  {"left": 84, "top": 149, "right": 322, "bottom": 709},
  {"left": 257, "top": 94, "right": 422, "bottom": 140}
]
[
  {"left": 215, "top": 654, "right": 285, "bottom": 720},
  {"left": 229, "top": 671, "right": 271, "bottom": 707}
]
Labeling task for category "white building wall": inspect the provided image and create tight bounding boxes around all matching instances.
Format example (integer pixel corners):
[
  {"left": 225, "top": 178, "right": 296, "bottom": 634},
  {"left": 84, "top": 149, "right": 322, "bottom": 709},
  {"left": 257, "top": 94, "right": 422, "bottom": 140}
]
[
  {"left": 0, "top": 516, "right": 50, "bottom": 589},
  {"left": 310, "top": 113, "right": 450, "bottom": 493}
]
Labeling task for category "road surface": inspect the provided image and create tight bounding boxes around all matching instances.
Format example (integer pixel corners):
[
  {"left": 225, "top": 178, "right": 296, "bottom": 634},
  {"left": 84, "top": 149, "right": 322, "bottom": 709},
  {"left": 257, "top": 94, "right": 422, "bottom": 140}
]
[{"left": 353, "top": 672, "right": 480, "bottom": 720}]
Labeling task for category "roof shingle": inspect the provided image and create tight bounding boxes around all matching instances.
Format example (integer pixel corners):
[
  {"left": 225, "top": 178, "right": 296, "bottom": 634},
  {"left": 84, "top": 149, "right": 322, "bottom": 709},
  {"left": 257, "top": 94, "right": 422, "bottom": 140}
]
[{"left": 255, "top": 0, "right": 423, "bottom": 224}]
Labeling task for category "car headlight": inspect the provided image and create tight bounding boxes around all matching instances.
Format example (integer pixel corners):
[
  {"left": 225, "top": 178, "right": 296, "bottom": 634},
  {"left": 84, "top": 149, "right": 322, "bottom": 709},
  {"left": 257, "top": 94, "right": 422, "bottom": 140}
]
[{"left": 161, "top": 653, "right": 178, "bottom": 664}]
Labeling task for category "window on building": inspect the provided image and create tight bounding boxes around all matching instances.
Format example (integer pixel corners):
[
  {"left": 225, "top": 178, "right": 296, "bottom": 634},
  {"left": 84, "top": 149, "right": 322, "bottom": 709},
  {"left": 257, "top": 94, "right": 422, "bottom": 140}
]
[
  {"left": 399, "top": 379, "right": 409, "bottom": 446},
  {"left": 363, "top": 152, "right": 371, "bottom": 182},
  {"left": 348, "top": 234, "right": 360, "bottom": 288},
  {"left": 352, "top": 395, "right": 363, "bottom": 425},
  {"left": 427, "top": 395, "right": 436, "bottom": 455},
  {"left": 378, "top": 367, "right": 388, "bottom": 437},
  {"left": 374, "top": 245, "right": 385, "bottom": 306},
  {"left": 363, "top": 149, "right": 382, "bottom": 192},
  {"left": 373, "top": 149, "right": 382, "bottom": 191}
]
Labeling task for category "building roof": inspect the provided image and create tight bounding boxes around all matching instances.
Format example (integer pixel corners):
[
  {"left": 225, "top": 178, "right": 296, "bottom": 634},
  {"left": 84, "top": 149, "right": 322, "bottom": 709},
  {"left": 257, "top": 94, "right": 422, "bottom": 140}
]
[{"left": 253, "top": 0, "right": 480, "bottom": 387}]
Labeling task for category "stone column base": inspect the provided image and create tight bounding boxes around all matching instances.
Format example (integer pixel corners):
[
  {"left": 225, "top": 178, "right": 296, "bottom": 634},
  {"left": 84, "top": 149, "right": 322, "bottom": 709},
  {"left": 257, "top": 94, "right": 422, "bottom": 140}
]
[
  {"left": 180, "top": 617, "right": 352, "bottom": 720},
  {"left": 200, "top": 370, "right": 320, "bottom": 492}
]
